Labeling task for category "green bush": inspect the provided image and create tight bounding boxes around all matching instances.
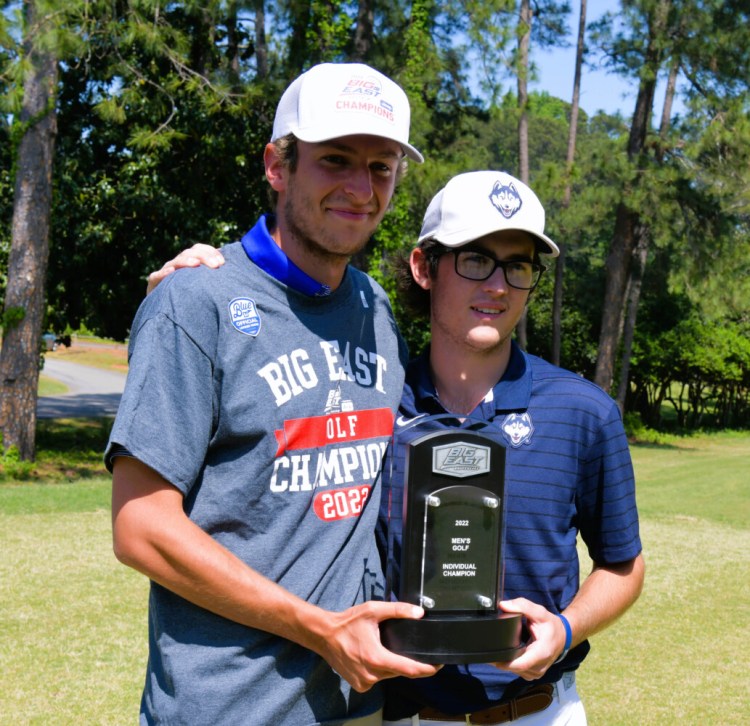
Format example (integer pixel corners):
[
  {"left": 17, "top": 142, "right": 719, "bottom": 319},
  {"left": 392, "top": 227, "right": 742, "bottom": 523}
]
[{"left": 0, "top": 439, "right": 34, "bottom": 481}]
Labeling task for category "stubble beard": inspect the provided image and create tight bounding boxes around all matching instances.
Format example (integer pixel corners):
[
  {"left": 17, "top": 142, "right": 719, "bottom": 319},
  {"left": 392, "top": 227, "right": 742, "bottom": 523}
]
[{"left": 283, "top": 193, "right": 375, "bottom": 266}]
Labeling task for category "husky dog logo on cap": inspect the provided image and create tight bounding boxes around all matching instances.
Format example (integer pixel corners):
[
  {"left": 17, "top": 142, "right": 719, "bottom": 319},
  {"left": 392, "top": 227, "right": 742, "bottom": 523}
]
[{"left": 489, "top": 180, "right": 523, "bottom": 220}]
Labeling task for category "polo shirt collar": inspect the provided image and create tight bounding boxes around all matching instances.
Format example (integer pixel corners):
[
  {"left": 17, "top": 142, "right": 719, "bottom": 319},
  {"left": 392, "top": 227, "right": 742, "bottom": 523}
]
[
  {"left": 241, "top": 214, "right": 332, "bottom": 297},
  {"left": 409, "top": 340, "right": 532, "bottom": 417},
  {"left": 485, "top": 340, "right": 532, "bottom": 413}
]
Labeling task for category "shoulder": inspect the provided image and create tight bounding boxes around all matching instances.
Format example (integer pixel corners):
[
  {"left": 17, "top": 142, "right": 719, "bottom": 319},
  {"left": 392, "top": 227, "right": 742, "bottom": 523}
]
[
  {"left": 146, "top": 242, "right": 248, "bottom": 309},
  {"left": 130, "top": 242, "right": 251, "bottom": 343},
  {"left": 161, "top": 241, "right": 247, "bottom": 293},
  {"left": 346, "top": 265, "right": 392, "bottom": 305},
  {"left": 524, "top": 351, "right": 621, "bottom": 420}
]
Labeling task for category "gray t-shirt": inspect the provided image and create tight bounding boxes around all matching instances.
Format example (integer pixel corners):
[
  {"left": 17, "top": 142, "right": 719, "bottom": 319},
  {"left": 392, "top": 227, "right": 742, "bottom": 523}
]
[{"left": 107, "top": 241, "right": 408, "bottom": 725}]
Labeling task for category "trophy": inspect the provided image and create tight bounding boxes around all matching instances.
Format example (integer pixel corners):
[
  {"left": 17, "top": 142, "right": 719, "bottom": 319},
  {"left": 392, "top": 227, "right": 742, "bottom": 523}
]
[{"left": 380, "top": 415, "right": 523, "bottom": 664}]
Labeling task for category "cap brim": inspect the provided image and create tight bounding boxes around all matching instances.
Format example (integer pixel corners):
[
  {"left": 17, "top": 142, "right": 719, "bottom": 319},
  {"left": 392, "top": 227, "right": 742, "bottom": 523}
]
[
  {"left": 400, "top": 143, "right": 424, "bottom": 164},
  {"left": 294, "top": 128, "right": 423, "bottom": 164},
  {"left": 532, "top": 234, "right": 559, "bottom": 257},
  {"left": 425, "top": 228, "right": 559, "bottom": 257}
]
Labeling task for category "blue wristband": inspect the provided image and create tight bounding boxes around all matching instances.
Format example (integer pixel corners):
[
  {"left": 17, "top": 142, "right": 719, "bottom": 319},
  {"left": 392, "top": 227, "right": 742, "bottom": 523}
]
[{"left": 555, "top": 613, "right": 572, "bottom": 663}]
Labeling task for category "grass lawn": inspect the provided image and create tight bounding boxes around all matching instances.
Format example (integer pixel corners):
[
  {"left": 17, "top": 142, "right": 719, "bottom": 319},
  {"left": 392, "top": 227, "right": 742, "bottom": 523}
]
[
  {"left": 38, "top": 375, "right": 69, "bottom": 397},
  {"left": 0, "top": 490, "right": 148, "bottom": 725},
  {"left": 1, "top": 422, "right": 748, "bottom": 724},
  {"left": 43, "top": 339, "right": 128, "bottom": 373},
  {"left": 578, "top": 432, "right": 750, "bottom": 724}
]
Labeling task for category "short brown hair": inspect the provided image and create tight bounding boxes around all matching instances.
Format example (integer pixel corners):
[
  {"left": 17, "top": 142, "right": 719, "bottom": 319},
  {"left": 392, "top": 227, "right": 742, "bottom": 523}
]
[{"left": 267, "top": 134, "right": 299, "bottom": 209}]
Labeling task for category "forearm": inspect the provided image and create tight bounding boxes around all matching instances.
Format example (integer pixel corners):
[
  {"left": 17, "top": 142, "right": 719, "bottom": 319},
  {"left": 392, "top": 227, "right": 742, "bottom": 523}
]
[
  {"left": 112, "top": 457, "right": 339, "bottom": 648},
  {"left": 563, "top": 553, "right": 645, "bottom": 648},
  {"left": 495, "top": 554, "right": 644, "bottom": 680}
]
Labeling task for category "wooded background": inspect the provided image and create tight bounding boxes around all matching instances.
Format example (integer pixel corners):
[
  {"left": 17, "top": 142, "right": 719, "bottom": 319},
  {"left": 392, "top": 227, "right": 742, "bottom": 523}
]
[{"left": 1, "top": 0, "right": 749, "bottom": 459}]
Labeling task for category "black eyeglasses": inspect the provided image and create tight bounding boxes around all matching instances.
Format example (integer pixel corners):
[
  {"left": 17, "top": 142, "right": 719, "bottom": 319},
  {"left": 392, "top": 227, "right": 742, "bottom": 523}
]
[{"left": 452, "top": 248, "right": 546, "bottom": 290}]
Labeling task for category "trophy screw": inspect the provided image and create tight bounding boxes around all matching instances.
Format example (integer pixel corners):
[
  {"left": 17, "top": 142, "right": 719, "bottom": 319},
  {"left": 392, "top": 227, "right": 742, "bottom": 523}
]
[
  {"left": 483, "top": 496, "right": 499, "bottom": 509},
  {"left": 477, "top": 595, "right": 493, "bottom": 608},
  {"left": 420, "top": 596, "right": 436, "bottom": 609},
  {"left": 426, "top": 495, "right": 441, "bottom": 507}
]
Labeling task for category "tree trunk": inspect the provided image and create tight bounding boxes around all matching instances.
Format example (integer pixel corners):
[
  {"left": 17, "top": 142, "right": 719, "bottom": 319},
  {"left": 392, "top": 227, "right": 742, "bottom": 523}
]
[
  {"left": 594, "top": 202, "right": 640, "bottom": 393},
  {"left": 552, "top": 0, "right": 586, "bottom": 366},
  {"left": 517, "top": 0, "right": 531, "bottom": 186},
  {"left": 614, "top": 58, "right": 679, "bottom": 411},
  {"left": 253, "top": 0, "right": 268, "bottom": 79},
  {"left": 515, "top": 0, "right": 532, "bottom": 350},
  {"left": 593, "top": 1, "right": 669, "bottom": 392},
  {"left": 615, "top": 225, "right": 648, "bottom": 412},
  {"left": 285, "top": 1, "right": 312, "bottom": 76},
  {"left": 225, "top": 0, "right": 242, "bottom": 86},
  {"left": 352, "top": 0, "right": 374, "bottom": 61},
  {"left": 0, "top": 0, "right": 58, "bottom": 461},
  {"left": 659, "top": 58, "right": 679, "bottom": 132}
]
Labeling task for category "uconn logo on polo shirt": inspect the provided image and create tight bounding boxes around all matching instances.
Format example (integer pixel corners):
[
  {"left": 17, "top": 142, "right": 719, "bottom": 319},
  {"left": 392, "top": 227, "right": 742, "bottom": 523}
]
[{"left": 501, "top": 412, "right": 534, "bottom": 448}]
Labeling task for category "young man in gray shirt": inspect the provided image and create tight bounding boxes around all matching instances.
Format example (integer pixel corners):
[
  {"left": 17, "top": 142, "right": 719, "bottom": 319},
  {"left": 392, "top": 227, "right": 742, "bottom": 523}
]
[{"left": 108, "top": 63, "right": 439, "bottom": 726}]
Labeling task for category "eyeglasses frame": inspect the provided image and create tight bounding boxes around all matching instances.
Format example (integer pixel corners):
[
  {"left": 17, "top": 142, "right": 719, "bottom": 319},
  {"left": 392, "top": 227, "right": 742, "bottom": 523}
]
[{"left": 450, "top": 246, "right": 547, "bottom": 291}]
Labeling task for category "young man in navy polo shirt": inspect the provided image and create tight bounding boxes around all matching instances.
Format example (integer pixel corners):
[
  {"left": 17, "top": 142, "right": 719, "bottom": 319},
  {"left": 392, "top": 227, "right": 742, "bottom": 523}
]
[{"left": 380, "top": 171, "right": 644, "bottom": 725}]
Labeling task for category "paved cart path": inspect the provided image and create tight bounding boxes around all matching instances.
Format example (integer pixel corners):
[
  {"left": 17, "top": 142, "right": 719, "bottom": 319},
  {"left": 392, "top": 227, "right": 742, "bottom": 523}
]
[{"left": 38, "top": 358, "right": 127, "bottom": 418}]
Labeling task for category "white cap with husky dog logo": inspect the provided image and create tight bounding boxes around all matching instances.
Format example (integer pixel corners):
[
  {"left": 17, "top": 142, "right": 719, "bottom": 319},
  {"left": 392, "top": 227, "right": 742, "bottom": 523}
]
[{"left": 418, "top": 171, "right": 559, "bottom": 256}]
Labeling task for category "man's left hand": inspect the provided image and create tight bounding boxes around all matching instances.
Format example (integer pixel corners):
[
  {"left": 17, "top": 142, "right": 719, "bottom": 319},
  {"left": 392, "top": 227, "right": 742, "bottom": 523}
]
[{"left": 491, "top": 598, "right": 568, "bottom": 680}]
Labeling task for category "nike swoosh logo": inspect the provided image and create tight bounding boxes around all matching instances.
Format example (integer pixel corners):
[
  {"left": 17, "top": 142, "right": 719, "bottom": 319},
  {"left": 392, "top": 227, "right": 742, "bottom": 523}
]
[{"left": 396, "top": 414, "right": 428, "bottom": 427}]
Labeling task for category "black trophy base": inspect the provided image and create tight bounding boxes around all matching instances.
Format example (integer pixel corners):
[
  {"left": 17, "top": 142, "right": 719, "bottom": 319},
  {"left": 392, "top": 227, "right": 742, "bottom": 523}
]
[{"left": 380, "top": 613, "right": 523, "bottom": 665}]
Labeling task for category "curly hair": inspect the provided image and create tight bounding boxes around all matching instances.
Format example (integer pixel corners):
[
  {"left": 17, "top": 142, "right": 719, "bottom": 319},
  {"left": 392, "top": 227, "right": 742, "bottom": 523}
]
[{"left": 391, "top": 239, "right": 449, "bottom": 320}]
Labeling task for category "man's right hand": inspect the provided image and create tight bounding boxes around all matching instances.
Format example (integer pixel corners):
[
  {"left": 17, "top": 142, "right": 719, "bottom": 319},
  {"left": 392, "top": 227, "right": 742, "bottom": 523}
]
[
  {"left": 147, "top": 243, "right": 225, "bottom": 294},
  {"left": 309, "top": 600, "right": 441, "bottom": 692}
]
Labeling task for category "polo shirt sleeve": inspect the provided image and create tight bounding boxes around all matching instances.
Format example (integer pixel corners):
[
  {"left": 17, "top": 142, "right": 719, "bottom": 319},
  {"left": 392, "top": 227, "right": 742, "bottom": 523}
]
[
  {"left": 576, "top": 401, "right": 642, "bottom": 565},
  {"left": 106, "top": 311, "right": 215, "bottom": 495}
]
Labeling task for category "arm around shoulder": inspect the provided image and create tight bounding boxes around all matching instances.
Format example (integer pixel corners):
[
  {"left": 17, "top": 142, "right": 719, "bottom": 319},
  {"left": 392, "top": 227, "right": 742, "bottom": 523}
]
[{"left": 145, "top": 243, "right": 225, "bottom": 295}]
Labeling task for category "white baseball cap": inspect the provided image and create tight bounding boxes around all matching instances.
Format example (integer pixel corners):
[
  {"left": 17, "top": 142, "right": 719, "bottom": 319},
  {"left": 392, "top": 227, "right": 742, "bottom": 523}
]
[
  {"left": 272, "top": 63, "right": 423, "bottom": 163},
  {"left": 418, "top": 171, "right": 559, "bottom": 256}
]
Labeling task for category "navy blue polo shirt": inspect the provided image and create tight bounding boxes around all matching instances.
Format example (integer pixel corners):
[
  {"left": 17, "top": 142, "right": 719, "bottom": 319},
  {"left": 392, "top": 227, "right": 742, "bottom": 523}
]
[{"left": 378, "top": 342, "right": 641, "bottom": 719}]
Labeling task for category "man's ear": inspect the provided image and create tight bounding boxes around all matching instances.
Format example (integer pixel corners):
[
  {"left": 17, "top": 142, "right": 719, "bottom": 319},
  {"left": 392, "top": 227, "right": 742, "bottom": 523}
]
[
  {"left": 410, "top": 247, "right": 432, "bottom": 291},
  {"left": 264, "top": 143, "right": 286, "bottom": 193}
]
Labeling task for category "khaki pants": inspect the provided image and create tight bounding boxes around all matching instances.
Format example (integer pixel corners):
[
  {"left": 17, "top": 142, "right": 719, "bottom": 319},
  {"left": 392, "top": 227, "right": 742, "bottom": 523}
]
[{"left": 344, "top": 708, "right": 384, "bottom": 726}]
